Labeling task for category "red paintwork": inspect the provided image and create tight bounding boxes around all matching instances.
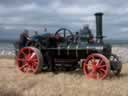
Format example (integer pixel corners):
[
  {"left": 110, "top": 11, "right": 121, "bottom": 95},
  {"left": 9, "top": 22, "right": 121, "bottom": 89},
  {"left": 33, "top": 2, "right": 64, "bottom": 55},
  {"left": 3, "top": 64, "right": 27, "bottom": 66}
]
[
  {"left": 16, "top": 47, "right": 39, "bottom": 73},
  {"left": 83, "top": 53, "right": 110, "bottom": 80}
]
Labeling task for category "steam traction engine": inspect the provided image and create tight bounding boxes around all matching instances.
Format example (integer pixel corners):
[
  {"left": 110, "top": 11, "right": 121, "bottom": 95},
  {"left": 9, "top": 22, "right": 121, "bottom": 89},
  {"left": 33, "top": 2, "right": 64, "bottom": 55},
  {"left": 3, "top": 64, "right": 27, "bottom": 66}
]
[{"left": 16, "top": 13, "right": 122, "bottom": 80}]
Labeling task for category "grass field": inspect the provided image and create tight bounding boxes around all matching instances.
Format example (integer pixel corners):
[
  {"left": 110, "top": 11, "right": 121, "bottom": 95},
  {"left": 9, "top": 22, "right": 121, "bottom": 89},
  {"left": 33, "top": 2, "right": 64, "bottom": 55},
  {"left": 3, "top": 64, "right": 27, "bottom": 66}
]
[{"left": 0, "top": 58, "right": 127, "bottom": 96}]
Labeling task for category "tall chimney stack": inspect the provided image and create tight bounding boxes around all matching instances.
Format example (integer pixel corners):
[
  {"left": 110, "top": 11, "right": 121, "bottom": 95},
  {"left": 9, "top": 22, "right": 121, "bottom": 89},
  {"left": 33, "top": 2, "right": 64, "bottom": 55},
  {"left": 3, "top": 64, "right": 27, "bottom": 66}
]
[{"left": 95, "top": 12, "right": 104, "bottom": 43}]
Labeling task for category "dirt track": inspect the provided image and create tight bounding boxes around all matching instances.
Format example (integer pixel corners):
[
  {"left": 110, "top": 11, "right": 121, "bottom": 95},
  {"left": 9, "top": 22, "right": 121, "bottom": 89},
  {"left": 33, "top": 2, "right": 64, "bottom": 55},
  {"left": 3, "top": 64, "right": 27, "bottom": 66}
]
[{"left": 0, "top": 58, "right": 128, "bottom": 96}]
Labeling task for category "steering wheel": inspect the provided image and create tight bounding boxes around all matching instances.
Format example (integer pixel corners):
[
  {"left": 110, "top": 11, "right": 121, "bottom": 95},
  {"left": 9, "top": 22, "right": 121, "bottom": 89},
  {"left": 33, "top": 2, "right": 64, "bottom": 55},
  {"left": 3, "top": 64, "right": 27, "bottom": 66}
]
[{"left": 55, "top": 28, "right": 74, "bottom": 41}]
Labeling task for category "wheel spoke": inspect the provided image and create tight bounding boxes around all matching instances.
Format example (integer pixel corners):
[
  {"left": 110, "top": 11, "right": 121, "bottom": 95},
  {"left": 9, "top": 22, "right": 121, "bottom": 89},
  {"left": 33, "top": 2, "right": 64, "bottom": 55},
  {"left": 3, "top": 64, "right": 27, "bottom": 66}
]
[
  {"left": 96, "top": 71, "right": 103, "bottom": 79},
  {"left": 31, "top": 58, "right": 38, "bottom": 63},
  {"left": 33, "top": 62, "right": 38, "bottom": 67},
  {"left": 33, "top": 61, "right": 38, "bottom": 64},
  {"left": 90, "top": 56, "right": 96, "bottom": 63},
  {"left": 34, "top": 59, "right": 38, "bottom": 62},
  {"left": 22, "top": 51, "right": 26, "bottom": 56},
  {"left": 99, "top": 68, "right": 106, "bottom": 74},
  {"left": 99, "top": 59, "right": 104, "bottom": 65},
  {"left": 17, "top": 58, "right": 25, "bottom": 62},
  {"left": 31, "top": 63, "right": 38, "bottom": 72},
  {"left": 29, "top": 52, "right": 36, "bottom": 60},
  {"left": 97, "top": 64, "right": 106, "bottom": 69},
  {"left": 31, "top": 66, "right": 36, "bottom": 72},
  {"left": 19, "top": 64, "right": 28, "bottom": 70},
  {"left": 90, "top": 59, "right": 94, "bottom": 64}
]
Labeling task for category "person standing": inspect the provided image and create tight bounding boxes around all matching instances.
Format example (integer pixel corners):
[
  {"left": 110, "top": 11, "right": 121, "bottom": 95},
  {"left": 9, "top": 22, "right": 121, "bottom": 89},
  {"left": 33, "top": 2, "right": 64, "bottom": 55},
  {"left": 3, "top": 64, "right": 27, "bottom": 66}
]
[
  {"left": 19, "top": 29, "right": 30, "bottom": 49},
  {"left": 80, "top": 25, "right": 94, "bottom": 43},
  {"left": 74, "top": 32, "right": 80, "bottom": 44},
  {"left": 34, "top": 31, "right": 39, "bottom": 36}
]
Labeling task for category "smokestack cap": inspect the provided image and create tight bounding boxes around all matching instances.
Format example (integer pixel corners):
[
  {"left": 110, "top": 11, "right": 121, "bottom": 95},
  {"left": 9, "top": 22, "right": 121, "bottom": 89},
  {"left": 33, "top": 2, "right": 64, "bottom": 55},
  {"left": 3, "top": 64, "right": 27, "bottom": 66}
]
[{"left": 95, "top": 12, "right": 104, "bottom": 16}]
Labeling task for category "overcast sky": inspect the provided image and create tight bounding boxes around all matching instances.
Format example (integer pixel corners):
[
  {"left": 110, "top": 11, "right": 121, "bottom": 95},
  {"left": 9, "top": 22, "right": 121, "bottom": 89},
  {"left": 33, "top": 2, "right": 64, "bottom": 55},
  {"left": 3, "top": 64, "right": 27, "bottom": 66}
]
[{"left": 0, "top": 0, "right": 128, "bottom": 40}]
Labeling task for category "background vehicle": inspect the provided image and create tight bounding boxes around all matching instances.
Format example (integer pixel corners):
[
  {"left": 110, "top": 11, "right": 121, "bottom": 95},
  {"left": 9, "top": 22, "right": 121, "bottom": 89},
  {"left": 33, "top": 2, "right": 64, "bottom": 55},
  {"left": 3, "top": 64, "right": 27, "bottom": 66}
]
[{"left": 16, "top": 12, "right": 122, "bottom": 80}]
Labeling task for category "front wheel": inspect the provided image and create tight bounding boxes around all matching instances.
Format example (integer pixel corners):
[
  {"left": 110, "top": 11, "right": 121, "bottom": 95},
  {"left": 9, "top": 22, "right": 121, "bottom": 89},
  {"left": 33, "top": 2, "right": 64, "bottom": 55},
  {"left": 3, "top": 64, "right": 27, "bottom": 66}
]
[{"left": 82, "top": 53, "right": 110, "bottom": 80}]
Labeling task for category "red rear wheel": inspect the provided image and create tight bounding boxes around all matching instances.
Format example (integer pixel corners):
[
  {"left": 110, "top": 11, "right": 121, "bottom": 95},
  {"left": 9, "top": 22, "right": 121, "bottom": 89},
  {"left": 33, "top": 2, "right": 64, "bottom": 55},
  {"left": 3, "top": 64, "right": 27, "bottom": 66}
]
[
  {"left": 83, "top": 53, "right": 110, "bottom": 80},
  {"left": 16, "top": 47, "right": 43, "bottom": 74}
]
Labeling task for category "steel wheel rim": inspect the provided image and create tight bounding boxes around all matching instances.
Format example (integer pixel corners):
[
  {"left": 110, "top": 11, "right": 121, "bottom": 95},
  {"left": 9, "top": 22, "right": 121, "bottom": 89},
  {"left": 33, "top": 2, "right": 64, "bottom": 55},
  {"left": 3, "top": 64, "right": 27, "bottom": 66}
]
[
  {"left": 83, "top": 54, "right": 109, "bottom": 80},
  {"left": 16, "top": 47, "right": 39, "bottom": 73}
]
